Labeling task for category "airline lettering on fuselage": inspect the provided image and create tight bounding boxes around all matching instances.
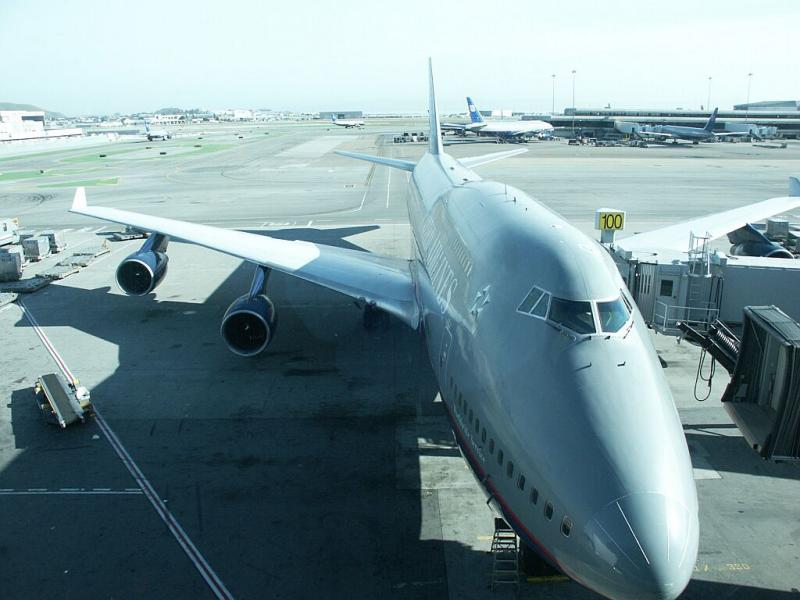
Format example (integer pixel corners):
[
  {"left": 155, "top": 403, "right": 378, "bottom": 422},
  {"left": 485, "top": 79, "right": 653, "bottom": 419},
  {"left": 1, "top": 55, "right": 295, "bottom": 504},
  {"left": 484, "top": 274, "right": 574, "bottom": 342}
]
[
  {"left": 453, "top": 405, "right": 486, "bottom": 465},
  {"left": 420, "top": 214, "right": 457, "bottom": 313}
]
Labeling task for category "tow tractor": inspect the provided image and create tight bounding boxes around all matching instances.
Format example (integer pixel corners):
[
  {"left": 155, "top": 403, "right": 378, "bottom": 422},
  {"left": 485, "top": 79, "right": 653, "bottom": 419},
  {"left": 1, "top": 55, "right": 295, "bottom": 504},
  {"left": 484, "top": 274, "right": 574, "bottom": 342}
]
[{"left": 34, "top": 373, "right": 92, "bottom": 428}]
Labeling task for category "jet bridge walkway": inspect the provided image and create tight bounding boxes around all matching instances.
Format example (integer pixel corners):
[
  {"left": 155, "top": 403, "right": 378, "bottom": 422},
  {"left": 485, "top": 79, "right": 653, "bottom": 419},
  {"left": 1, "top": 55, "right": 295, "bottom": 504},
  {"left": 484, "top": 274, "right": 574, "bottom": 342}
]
[
  {"left": 679, "top": 306, "right": 800, "bottom": 460},
  {"left": 677, "top": 319, "right": 740, "bottom": 374}
]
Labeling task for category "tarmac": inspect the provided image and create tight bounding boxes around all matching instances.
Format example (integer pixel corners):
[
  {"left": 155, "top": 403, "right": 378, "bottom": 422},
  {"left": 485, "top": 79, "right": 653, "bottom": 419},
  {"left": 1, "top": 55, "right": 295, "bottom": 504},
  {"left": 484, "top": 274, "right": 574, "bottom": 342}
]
[{"left": 1, "top": 123, "right": 799, "bottom": 599}]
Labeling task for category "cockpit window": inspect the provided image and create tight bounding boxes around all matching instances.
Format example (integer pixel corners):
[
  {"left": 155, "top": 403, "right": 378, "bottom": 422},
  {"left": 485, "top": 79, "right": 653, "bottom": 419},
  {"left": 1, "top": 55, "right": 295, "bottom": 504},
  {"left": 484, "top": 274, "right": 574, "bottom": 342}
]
[
  {"left": 532, "top": 293, "right": 550, "bottom": 317},
  {"left": 517, "top": 287, "right": 551, "bottom": 320},
  {"left": 597, "top": 297, "right": 630, "bottom": 332},
  {"left": 518, "top": 287, "right": 543, "bottom": 313},
  {"left": 548, "top": 298, "right": 595, "bottom": 334}
]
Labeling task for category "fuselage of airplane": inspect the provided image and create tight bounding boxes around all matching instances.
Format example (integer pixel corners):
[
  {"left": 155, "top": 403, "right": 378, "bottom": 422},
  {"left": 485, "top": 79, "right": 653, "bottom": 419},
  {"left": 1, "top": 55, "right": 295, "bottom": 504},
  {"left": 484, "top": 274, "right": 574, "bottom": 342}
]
[
  {"left": 331, "top": 118, "right": 364, "bottom": 128},
  {"left": 468, "top": 119, "right": 553, "bottom": 138},
  {"left": 406, "top": 149, "right": 698, "bottom": 600},
  {"left": 642, "top": 124, "right": 715, "bottom": 142},
  {"left": 146, "top": 128, "right": 171, "bottom": 141}
]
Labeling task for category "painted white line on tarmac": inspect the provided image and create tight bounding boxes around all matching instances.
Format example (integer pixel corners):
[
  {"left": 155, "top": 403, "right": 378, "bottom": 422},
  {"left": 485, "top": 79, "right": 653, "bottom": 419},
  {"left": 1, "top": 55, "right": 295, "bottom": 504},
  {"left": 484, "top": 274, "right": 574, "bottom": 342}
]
[
  {"left": 386, "top": 168, "right": 391, "bottom": 209},
  {"left": 0, "top": 489, "right": 143, "bottom": 496},
  {"left": 16, "top": 301, "right": 235, "bottom": 600}
]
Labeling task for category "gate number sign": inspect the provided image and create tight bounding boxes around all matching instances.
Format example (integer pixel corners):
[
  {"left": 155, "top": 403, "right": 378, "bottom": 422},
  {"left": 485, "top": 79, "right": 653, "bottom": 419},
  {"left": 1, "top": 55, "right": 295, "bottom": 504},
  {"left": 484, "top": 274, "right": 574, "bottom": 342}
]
[{"left": 595, "top": 209, "right": 626, "bottom": 231}]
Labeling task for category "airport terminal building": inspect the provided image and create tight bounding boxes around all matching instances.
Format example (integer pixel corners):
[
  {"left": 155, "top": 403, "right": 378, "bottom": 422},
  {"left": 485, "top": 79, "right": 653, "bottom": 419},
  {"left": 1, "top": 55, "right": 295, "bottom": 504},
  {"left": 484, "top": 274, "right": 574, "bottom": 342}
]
[
  {"left": 0, "top": 110, "right": 82, "bottom": 141},
  {"left": 527, "top": 102, "right": 800, "bottom": 139}
]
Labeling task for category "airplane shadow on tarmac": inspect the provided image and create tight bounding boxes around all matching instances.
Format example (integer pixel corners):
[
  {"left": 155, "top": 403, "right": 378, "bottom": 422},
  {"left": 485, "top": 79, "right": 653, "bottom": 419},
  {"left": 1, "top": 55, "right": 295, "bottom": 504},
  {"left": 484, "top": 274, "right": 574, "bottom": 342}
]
[{"left": 2, "top": 228, "right": 478, "bottom": 600}]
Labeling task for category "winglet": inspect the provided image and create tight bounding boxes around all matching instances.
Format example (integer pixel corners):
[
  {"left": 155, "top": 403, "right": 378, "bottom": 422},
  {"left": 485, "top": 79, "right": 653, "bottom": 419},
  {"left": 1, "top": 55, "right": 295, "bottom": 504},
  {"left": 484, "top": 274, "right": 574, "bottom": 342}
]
[
  {"left": 790, "top": 176, "right": 800, "bottom": 197},
  {"left": 71, "top": 187, "right": 87, "bottom": 211},
  {"left": 427, "top": 58, "right": 444, "bottom": 156}
]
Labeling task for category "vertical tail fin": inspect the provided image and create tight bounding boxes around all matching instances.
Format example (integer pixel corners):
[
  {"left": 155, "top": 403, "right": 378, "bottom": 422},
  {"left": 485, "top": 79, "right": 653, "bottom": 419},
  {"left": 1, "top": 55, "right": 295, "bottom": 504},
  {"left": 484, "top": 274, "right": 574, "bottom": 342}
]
[
  {"left": 428, "top": 58, "right": 443, "bottom": 156},
  {"left": 704, "top": 107, "right": 719, "bottom": 132},
  {"left": 466, "top": 97, "right": 485, "bottom": 124}
]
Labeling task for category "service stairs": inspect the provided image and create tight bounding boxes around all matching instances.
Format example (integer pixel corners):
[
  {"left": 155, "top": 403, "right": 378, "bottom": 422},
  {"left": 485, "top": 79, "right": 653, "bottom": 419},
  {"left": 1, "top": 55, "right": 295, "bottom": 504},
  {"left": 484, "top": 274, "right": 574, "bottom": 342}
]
[{"left": 490, "top": 518, "right": 519, "bottom": 591}]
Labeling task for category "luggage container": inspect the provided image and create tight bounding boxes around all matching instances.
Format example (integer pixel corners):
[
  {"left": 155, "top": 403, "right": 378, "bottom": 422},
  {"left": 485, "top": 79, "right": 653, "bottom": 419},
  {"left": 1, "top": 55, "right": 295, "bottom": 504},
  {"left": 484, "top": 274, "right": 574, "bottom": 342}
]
[
  {"left": 17, "top": 229, "right": 36, "bottom": 243},
  {"left": 0, "top": 218, "right": 19, "bottom": 246},
  {"left": 34, "top": 373, "right": 92, "bottom": 428},
  {"left": 0, "top": 252, "right": 23, "bottom": 282},
  {"left": 0, "top": 243, "right": 25, "bottom": 260},
  {"left": 22, "top": 236, "right": 50, "bottom": 261},
  {"left": 39, "top": 229, "right": 66, "bottom": 252}
]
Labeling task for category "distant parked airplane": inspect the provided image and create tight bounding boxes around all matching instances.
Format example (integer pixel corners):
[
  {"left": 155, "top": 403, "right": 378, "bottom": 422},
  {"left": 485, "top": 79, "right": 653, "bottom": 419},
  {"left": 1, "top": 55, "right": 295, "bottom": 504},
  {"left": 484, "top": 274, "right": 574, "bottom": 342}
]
[
  {"left": 615, "top": 108, "right": 756, "bottom": 144},
  {"left": 144, "top": 122, "right": 171, "bottom": 141},
  {"left": 442, "top": 96, "right": 554, "bottom": 141},
  {"left": 330, "top": 115, "right": 364, "bottom": 129}
]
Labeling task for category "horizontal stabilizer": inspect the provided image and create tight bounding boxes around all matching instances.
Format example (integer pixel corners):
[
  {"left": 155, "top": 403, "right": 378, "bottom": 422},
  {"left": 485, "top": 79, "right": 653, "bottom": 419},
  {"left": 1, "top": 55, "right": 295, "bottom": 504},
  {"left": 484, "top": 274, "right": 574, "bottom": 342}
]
[
  {"left": 335, "top": 150, "right": 416, "bottom": 172},
  {"left": 458, "top": 148, "right": 527, "bottom": 169}
]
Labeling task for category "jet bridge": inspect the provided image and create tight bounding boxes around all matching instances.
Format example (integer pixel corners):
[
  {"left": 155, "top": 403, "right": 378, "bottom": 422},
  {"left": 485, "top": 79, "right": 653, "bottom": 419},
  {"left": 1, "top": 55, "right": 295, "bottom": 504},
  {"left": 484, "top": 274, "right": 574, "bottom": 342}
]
[
  {"left": 680, "top": 306, "right": 800, "bottom": 461},
  {"left": 721, "top": 306, "right": 800, "bottom": 461},
  {"left": 611, "top": 230, "right": 800, "bottom": 335}
]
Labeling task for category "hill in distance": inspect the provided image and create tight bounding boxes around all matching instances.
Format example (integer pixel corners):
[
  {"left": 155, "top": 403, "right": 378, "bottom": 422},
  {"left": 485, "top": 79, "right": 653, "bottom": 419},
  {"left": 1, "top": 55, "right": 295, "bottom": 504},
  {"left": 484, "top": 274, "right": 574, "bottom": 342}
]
[{"left": 0, "top": 102, "right": 66, "bottom": 119}]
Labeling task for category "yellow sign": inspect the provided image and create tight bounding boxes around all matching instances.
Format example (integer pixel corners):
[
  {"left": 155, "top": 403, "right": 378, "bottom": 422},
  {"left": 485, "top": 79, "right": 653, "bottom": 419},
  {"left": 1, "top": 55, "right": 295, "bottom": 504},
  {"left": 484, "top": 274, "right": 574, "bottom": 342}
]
[{"left": 598, "top": 211, "right": 625, "bottom": 230}]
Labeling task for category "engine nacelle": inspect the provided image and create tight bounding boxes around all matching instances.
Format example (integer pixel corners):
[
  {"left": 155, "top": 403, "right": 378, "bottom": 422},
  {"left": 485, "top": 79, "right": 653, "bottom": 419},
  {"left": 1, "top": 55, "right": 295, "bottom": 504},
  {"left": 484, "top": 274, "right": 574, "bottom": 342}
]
[
  {"left": 220, "top": 294, "right": 277, "bottom": 357},
  {"left": 116, "top": 250, "right": 169, "bottom": 295},
  {"left": 730, "top": 241, "right": 794, "bottom": 259}
]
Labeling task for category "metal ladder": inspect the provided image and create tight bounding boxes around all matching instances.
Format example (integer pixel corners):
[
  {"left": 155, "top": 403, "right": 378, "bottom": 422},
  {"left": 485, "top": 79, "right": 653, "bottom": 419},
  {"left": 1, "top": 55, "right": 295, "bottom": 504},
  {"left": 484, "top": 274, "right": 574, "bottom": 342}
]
[
  {"left": 688, "top": 231, "right": 712, "bottom": 278},
  {"left": 490, "top": 518, "right": 519, "bottom": 591}
]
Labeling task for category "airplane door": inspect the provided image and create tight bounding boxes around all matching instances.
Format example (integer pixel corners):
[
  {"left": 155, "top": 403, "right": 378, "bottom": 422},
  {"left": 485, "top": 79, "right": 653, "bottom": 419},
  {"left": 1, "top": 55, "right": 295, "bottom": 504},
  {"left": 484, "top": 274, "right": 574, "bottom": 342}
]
[
  {"left": 439, "top": 324, "right": 453, "bottom": 379},
  {"left": 633, "top": 263, "right": 657, "bottom": 322}
]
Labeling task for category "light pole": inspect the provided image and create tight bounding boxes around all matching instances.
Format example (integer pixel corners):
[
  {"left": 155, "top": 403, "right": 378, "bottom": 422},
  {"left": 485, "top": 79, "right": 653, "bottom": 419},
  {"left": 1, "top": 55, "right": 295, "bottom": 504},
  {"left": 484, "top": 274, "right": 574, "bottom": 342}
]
[
  {"left": 707, "top": 76, "right": 712, "bottom": 111},
  {"left": 571, "top": 69, "right": 576, "bottom": 136},
  {"left": 551, "top": 74, "right": 556, "bottom": 114},
  {"left": 746, "top": 72, "right": 754, "bottom": 118}
]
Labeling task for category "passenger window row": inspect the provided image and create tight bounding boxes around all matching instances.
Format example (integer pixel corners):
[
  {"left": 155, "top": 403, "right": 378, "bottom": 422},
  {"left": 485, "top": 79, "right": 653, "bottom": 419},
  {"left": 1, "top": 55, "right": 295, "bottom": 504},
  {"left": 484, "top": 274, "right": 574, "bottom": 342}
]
[{"left": 449, "top": 377, "right": 571, "bottom": 538}]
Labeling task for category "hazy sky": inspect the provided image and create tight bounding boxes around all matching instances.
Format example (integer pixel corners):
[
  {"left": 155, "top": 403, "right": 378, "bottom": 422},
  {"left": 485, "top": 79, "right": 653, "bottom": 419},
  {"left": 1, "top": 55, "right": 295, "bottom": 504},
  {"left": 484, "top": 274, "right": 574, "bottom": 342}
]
[{"left": 1, "top": 0, "right": 798, "bottom": 116}]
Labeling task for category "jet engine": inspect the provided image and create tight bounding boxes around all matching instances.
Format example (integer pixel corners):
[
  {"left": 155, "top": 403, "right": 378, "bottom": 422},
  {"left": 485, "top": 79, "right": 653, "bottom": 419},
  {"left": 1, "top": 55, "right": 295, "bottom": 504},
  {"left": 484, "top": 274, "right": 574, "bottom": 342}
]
[
  {"left": 116, "top": 233, "right": 170, "bottom": 295},
  {"left": 220, "top": 266, "right": 277, "bottom": 357},
  {"left": 730, "top": 241, "right": 793, "bottom": 259},
  {"left": 728, "top": 223, "right": 794, "bottom": 259}
]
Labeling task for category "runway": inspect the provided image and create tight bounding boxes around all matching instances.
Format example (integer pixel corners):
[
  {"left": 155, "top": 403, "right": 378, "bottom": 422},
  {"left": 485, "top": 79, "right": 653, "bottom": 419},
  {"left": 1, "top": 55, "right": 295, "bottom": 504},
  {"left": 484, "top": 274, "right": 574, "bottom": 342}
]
[{"left": 1, "top": 123, "right": 799, "bottom": 599}]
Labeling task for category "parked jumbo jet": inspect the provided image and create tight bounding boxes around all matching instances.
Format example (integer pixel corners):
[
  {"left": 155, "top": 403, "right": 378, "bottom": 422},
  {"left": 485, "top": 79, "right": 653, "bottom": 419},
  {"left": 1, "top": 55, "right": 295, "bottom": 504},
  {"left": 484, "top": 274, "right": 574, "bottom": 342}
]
[
  {"left": 69, "top": 60, "right": 800, "bottom": 600},
  {"left": 615, "top": 108, "right": 755, "bottom": 144},
  {"left": 442, "top": 96, "right": 554, "bottom": 141},
  {"left": 330, "top": 115, "right": 364, "bottom": 128}
]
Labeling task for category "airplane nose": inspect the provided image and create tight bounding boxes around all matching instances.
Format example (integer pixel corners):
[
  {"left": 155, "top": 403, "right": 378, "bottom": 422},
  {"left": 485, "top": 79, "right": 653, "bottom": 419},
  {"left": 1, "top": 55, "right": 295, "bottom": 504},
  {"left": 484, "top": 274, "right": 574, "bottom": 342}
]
[{"left": 583, "top": 493, "right": 698, "bottom": 600}]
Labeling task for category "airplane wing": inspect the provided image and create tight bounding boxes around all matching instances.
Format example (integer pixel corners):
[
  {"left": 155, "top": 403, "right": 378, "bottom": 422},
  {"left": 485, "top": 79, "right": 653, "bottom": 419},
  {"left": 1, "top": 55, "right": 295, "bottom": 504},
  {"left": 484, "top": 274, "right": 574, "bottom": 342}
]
[
  {"left": 441, "top": 122, "right": 469, "bottom": 133},
  {"left": 714, "top": 131, "right": 753, "bottom": 138},
  {"left": 69, "top": 188, "right": 420, "bottom": 328},
  {"left": 640, "top": 130, "right": 675, "bottom": 139},
  {"left": 458, "top": 148, "right": 527, "bottom": 168},
  {"left": 618, "top": 177, "right": 800, "bottom": 253}
]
